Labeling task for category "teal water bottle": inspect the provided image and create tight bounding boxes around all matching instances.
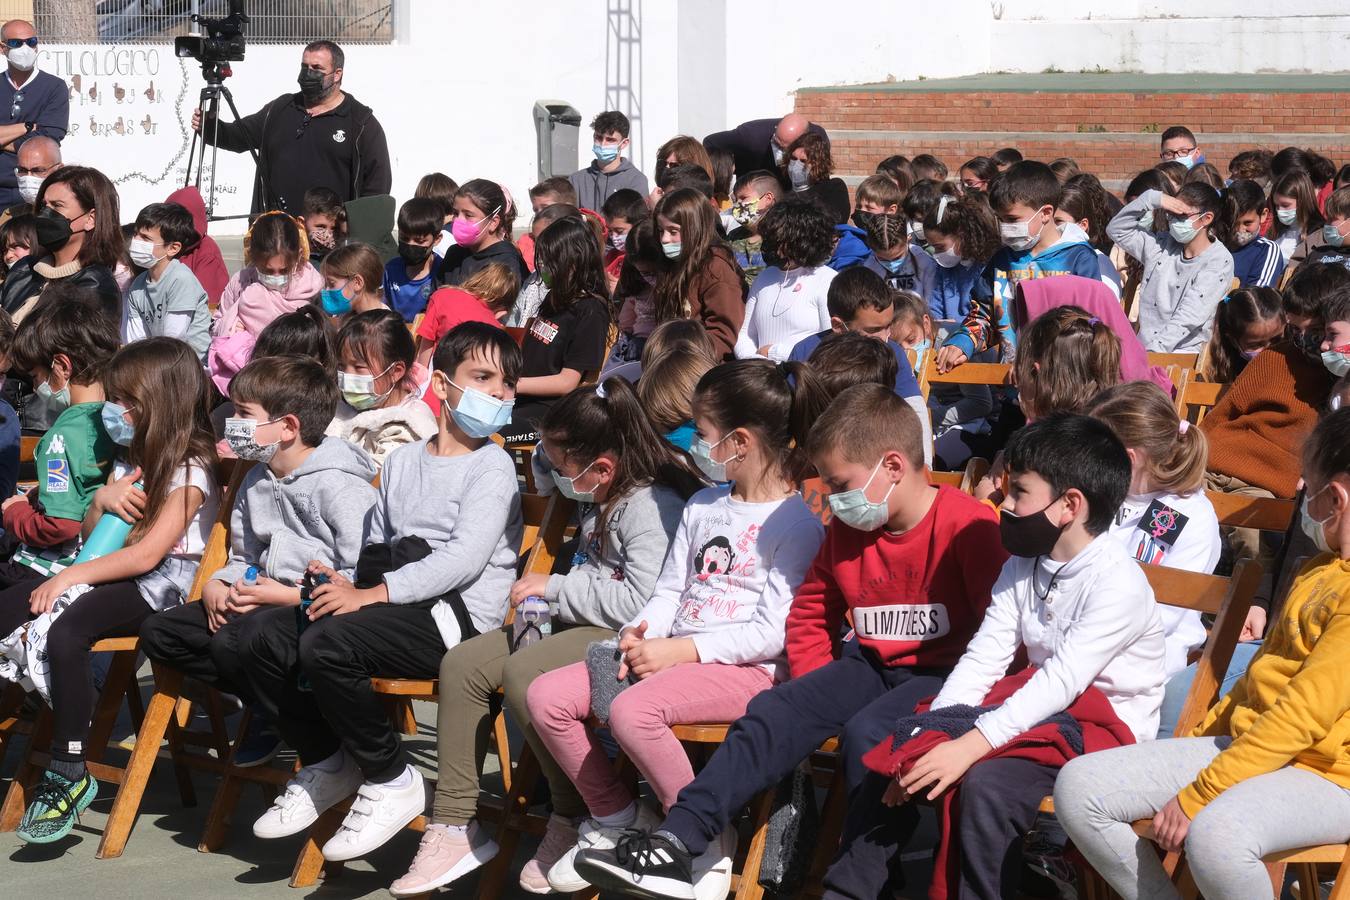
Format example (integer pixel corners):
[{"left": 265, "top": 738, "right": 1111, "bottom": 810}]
[{"left": 74, "top": 481, "right": 144, "bottom": 563}]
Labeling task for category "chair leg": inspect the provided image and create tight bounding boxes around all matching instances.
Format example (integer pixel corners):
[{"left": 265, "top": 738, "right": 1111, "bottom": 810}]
[
  {"left": 96, "top": 667, "right": 183, "bottom": 859},
  {"left": 0, "top": 681, "right": 27, "bottom": 764},
  {"left": 197, "top": 706, "right": 254, "bottom": 853},
  {"left": 85, "top": 650, "right": 137, "bottom": 764},
  {"left": 475, "top": 742, "right": 541, "bottom": 900},
  {"left": 0, "top": 705, "right": 52, "bottom": 831},
  {"left": 167, "top": 697, "right": 198, "bottom": 808},
  {"left": 804, "top": 763, "right": 847, "bottom": 893},
  {"left": 289, "top": 805, "right": 346, "bottom": 888},
  {"left": 1325, "top": 851, "right": 1350, "bottom": 900},
  {"left": 731, "top": 788, "right": 776, "bottom": 900},
  {"left": 493, "top": 708, "right": 513, "bottom": 795}
]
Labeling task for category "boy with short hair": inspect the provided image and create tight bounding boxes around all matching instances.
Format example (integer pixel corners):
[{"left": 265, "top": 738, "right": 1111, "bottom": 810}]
[
  {"left": 936, "top": 160, "right": 1100, "bottom": 370},
  {"left": 911, "top": 154, "right": 948, "bottom": 183},
  {"left": 726, "top": 170, "right": 782, "bottom": 285},
  {"left": 600, "top": 188, "right": 648, "bottom": 287},
  {"left": 1159, "top": 125, "right": 1202, "bottom": 168},
  {"left": 829, "top": 174, "right": 904, "bottom": 271},
  {"left": 3, "top": 288, "right": 118, "bottom": 580},
  {"left": 124, "top": 201, "right": 211, "bottom": 361},
  {"left": 139, "top": 355, "right": 377, "bottom": 725},
  {"left": 820, "top": 412, "right": 1165, "bottom": 900},
  {"left": 243, "top": 322, "right": 524, "bottom": 861},
  {"left": 1300, "top": 186, "right": 1350, "bottom": 273},
  {"left": 300, "top": 186, "right": 347, "bottom": 263},
  {"left": 576, "top": 384, "right": 1005, "bottom": 898},
  {"left": 519, "top": 178, "right": 580, "bottom": 272},
  {"left": 569, "top": 111, "right": 650, "bottom": 212},
  {"left": 384, "top": 197, "right": 443, "bottom": 322}
]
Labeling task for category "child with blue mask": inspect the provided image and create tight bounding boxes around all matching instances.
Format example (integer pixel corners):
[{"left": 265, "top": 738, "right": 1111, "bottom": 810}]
[
  {"left": 567, "top": 110, "right": 650, "bottom": 215},
  {"left": 858, "top": 207, "right": 936, "bottom": 303},
  {"left": 319, "top": 243, "right": 388, "bottom": 322}
]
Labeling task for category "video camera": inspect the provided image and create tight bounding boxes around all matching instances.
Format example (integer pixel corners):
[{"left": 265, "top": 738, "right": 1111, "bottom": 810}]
[{"left": 175, "top": 0, "right": 249, "bottom": 81}]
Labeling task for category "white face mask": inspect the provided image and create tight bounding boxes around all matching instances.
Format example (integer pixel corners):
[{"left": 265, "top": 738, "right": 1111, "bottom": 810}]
[
  {"left": 1000, "top": 208, "right": 1047, "bottom": 252},
  {"left": 258, "top": 272, "right": 290, "bottom": 292},
  {"left": 7, "top": 44, "right": 37, "bottom": 72},
  {"left": 932, "top": 248, "right": 962, "bottom": 268},
  {"left": 16, "top": 174, "right": 41, "bottom": 205},
  {"left": 128, "top": 237, "right": 164, "bottom": 269}
]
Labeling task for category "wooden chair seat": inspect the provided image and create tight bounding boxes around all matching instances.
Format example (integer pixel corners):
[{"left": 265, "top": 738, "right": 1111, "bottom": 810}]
[
  {"left": 90, "top": 636, "right": 140, "bottom": 653},
  {"left": 368, "top": 677, "right": 439, "bottom": 699}
]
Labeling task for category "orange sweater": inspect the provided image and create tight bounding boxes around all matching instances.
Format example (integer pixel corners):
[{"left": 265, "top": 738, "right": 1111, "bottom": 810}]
[{"left": 1201, "top": 342, "right": 1331, "bottom": 498}]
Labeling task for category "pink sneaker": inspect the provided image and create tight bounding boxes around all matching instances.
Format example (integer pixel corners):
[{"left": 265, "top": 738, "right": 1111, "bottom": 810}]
[
  {"left": 389, "top": 821, "right": 498, "bottom": 898},
  {"left": 518, "top": 813, "right": 579, "bottom": 894}
]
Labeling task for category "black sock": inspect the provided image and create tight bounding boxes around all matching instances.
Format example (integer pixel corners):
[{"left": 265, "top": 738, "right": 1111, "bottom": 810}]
[{"left": 48, "top": 757, "right": 86, "bottom": 783}]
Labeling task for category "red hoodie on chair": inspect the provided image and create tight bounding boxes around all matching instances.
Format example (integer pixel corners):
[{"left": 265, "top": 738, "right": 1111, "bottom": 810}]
[{"left": 167, "top": 186, "right": 229, "bottom": 307}]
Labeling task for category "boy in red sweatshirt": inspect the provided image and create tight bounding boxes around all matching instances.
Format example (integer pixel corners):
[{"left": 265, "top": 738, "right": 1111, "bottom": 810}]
[{"left": 575, "top": 384, "right": 1006, "bottom": 899}]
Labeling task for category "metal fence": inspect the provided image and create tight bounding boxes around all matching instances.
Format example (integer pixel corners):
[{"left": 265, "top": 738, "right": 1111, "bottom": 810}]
[{"left": 0, "top": 1, "right": 393, "bottom": 44}]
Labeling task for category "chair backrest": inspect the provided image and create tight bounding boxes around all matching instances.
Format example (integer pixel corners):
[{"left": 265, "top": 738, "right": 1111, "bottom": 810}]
[
  {"left": 1179, "top": 377, "right": 1225, "bottom": 424},
  {"left": 1147, "top": 352, "right": 1199, "bottom": 371},
  {"left": 185, "top": 459, "right": 254, "bottom": 604},
  {"left": 519, "top": 492, "right": 575, "bottom": 577},
  {"left": 19, "top": 434, "right": 39, "bottom": 464},
  {"left": 918, "top": 351, "right": 1011, "bottom": 404},
  {"left": 1142, "top": 559, "right": 1261, "bottom": 736},
  {"left": 1206, "top": 491, "right": 1295, "bottom": 533}
]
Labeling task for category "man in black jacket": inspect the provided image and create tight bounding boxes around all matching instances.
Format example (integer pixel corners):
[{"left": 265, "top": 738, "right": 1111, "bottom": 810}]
[
  {"left": 192, "top": 39, "right": 391, "bottom": 215},
  {"left": 704, "top": 113, "right": 829, "bottom": 180}
]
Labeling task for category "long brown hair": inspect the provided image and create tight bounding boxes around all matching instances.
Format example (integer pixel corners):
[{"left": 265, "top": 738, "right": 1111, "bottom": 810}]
[
  {"left": 655, "top": 136, "right": 714, "bottom": 184},
  {"left": 1013, "top": 305, "right": 1121, "bottom": 420},
  {"left": 1271, "top": 170, "right": 1325, "bottom": 235},
  {"left": 1088, "top": 381, "right": 1207, "bottom": 495},
  {"left": 103, "top": 338, "right": 218, "bottom": 541},
  {"left": 36, "top": 166, "right": 123, "bottom": 269},
  {"left": 1203, "top": 287, "right": 1283, "bottom": 384},
  {"left": 652, "top": 189, "right": 740, "bottom": 323}
]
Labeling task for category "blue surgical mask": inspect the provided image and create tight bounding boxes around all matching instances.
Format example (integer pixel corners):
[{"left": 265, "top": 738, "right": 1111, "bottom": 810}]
[
  {"left": 911, "top": 339, "right": 931, "bottom": 375},
  {"left": 1175, "top": 152, "right": 1197, "bottom": 170},
  {"left": 662, "top": 242, "right": 682, "bottom": 260},
  {"left": 1322, "top": 348, "right": 1350, "bottom": 378},
  {"left": 827, "top": 459, "right": 896, "bottom": 531},
  {"left": 691, "top": 433, "right": 736, "bottom": 482},
  {"left": 1301, "top": 484, "right": 1336, "bottom": 555},
  {"left": 35, "top": 375, "right": 69, "bottom": 416},
  {"left": 554, "top": 458, "right": 598, "bottom": 504},
  {"left": 1277, "top": 208, "right": 1298, "bottom": 227},
  {"left": 1169, "top": 215, "right": 1201, "bottom": 244},
  {"left": 1324, "top": 223, "right": 1346, "bottom": 248},
  {"left": 446, "top": 374, "right": 514, "bottom": 439},
  {"left": 878, "top": 254, "right": 907, "bottom": 274},
  {"left": 593, "top": 143, "right": 620, "bottom": 163},
  {"left": 320, "top": 281, "right": 353, "bottom": 315},
  {"left": 100, "top": 401, "right": 135, "bottom": 446}
]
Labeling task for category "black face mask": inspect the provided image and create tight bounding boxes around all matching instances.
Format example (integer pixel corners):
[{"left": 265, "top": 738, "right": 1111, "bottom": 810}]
[
  {"left": 398, "top": 241, "right": 431, "bottom": 267},
  {"left": 298, "top": 67, "right": 335, "bottom": 104},
  {"left": 998, "top": 495, "right": 1067, "bottom": 558},
  {"left": 34, "top": 205, "right": 75, "bottom": 251}
]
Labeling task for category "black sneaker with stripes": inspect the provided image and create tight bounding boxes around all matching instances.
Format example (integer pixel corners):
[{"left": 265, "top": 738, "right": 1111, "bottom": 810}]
[{"left": 573, "top": 829, "right": 697, "bottom": 899}]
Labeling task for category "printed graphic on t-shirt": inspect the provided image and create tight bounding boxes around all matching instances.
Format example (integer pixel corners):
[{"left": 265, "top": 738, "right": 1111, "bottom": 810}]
[
  {"left": 530, "top": 318, "right": 560, "bottom": 345},
  {"left": 1131, "top": 500, "right": 1189, "bottom": 565},
  {"left": 879, "top": 257, "right": 918, "bottom": 293},
  {"left": 674, "top": 521, "right": 759, "bottom": 630},
  {"left": 853, "top": 603, "right": 951, "bottom": 641},
  {"left": 46, "top": 457, "right": 69, "bottom": 494}
]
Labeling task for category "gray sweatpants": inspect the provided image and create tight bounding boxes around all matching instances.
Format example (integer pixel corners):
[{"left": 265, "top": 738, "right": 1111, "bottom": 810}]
[{"left": 1054, "top": 737, "right": 1350, "bottom": 900}]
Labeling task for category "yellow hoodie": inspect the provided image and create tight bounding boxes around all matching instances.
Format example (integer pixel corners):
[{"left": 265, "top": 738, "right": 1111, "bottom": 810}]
[{"left": 1179, "top": 555, "right": 1350, "bottom": 817}]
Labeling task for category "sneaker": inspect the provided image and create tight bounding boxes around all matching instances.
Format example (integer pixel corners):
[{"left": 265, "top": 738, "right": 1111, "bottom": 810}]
[
  {"left": 548, "top": 804, "right": 661, "bottom": 892},
  {"left": 691, "top": 827, "right": 737, "bottom": 900},
  {"left": 389, "top": 821, "right": 499, "bottom": 898},
  {"left": 252, "top": 753, "right": 363, "bottom": 839},
  {"left": 1291, "top": 879, "right": 1335, "bottom": 900},
  {"left": 322, "top": 768, "right": 426, "bottom": 862},
  {"left": 16, "top": 770, "right": 98, "bottom": 844},
  {"left": 574, "top": 829, "right": 697, "bottom": 900},
  {"left": 233, "top": 714, "right": 283, "bottom": 768},
  {"left": 1023, "top": 815, "right": 1078, "bottom": 900},
  {"left": 519, "top": 813, "right": 579, "bottom": 893}
]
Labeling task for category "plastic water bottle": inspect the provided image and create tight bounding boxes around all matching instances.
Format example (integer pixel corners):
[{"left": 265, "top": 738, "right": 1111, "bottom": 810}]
[
  {"left": 512, "top": 596, "right": 551, "bottom": 652},
  {"left": 73, "top": 482, "right": 145, "bottom": 563},
  {"left": 243, "top": 565, "right": 258, "bottom": 586}
]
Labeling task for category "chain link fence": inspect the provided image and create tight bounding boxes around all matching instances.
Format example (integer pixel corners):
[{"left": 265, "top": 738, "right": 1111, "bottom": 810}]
[{"left": 0, "top": 1, "right": 393, "bottom": 44}]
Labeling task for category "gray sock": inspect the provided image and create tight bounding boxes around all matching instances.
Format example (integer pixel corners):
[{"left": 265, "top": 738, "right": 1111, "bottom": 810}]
[{"left": 48, "top": 757, "right": 86, "bottom": 783}]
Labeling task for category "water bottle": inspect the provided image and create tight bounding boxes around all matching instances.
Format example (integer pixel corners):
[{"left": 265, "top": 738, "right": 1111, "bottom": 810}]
[
  {"left": 73, "top": 481, "right": 145, "bottom": 563},
  {"left": 511, "top": 596, "right": 551, "bottom": 653},
  {"left": 295, "top": 571, "right": 329, "bottom": 691},
  {"left": 243, "top": 565, "right": 258, "bottom": 586}
]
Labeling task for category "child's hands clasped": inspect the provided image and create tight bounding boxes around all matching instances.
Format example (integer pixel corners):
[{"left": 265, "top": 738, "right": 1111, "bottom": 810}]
[
  {"left": 202, "top": 579, "right": 231, "bottom": 632},
  {"left": 935, "top": 344, "right": 968, "bottom": 374},
  {"left": 616, "top": 621, "right": 699, "bottom": 680},
  {"left": 227, "top": 574, "right": 298, "bottom": 615},
  {"left": 304, "top": 561, "right": 381, "bottom": 620},
  {"left": 884, "top": 729, "right": 993, "bottom": 805},
  {"left": 95, "top": 466, "right": 147, "bottom": 523}
]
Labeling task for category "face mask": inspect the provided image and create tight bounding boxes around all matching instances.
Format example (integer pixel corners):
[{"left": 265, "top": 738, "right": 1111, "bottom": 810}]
[
  {"left": 1324, "top": 223, "right": 1346, "bottom": 248},
  {"left": 770, "top": 140, "right": 786, "bottom": 167},
  {"left": 128, "top": 237, "right": 163, "bottom": 269},
  {"left": 908, "top": 221, "right": 926, "bottom": 243},
  {"left": 17, "top": 174, "right": 42, "bottom": 205},
  {"left": 910, "top": 339, "right": 931, "bottom": 375},
  {"left": 446, "top": 375, "right": 514, "bottom": 439},
  {"left": 933, "top": 248, "right": 962, "bottom": 268},
  {"left": 998, "top": 494, "right": 1066, "bottom": 558},
  {"left": 1277, "top": 207, "right": 1299, "bottom": 227},
  {"left": 691, "top": 433, "right": 736, "bottom": 482},
  {"left": 35, "top": 372, "right": 69, "bottom": 415},
  {"left": 1175, "top": 152, "right": 1197, "bottom": 170},
  {"left": 297, "top": 67, "right": 335, "bottom": 104},
  {"left": 320, "top": 281, "right": 352, "bottom": 316},
  {"left": 34, "top": 204, "right": 76, "bottom": 251},
  {"left": 224, "top": 417, "right": 281, "bottom": 464},
  {"left": 1169, "top": 215, "right": 1202, "bottom": 244},
  {"left": 537, "top": 267, "right": 553, "bottom": 288},
  {"left": 1292, "top": 328, "right": 1324, "bottom": 361},
  {"left": 309, "top": 227, "right": 335, "bottom": 252},
  {"left": 101, "top": 401, "right": 135, "bottom": 446},
  {"left": 787, "top": 159, "right": 810, "bottom": 192},
  {"left": 827, "top": 460, "right": 896, "bottom": 531},
  {"left": 7, "top": 44, "right": 37, "bottom": 72},
  {"left": 1233, "top": 228, "right": 1257, "bottom": 247},
  {"left": 878, "top": 255, "right": 907, "bottom": 274},
  {"left": 1322, "top": 346, "right": 1350, "bottom": 378},
  {"left": 451, "top": 207, "right": 499, "bottom": 247},
  {"left": 1000, "top": 209, "right": 1046, "bottom": 252},
  {"left": 608, "top": 231, "right": 628, "bottom": 252},
  {"left": 1301, "top": 485, "right": 1336, "bottom": 555},
  {"left": 338, "top": 365, "right": 395, "bottom": 411},
  {"left": 593, "top": 143, "right": 620, "bottom": 163},
  {"left": 398, "top": 241, "right": 431, "bottom": 267},
  {"left": 662, "top": 241, "right": 682, "bottom": 260},
  {"left": 555, "top": 459, "right": 599, "bottom": 504},
  {"left": 1138, "top": 210, "right": 1157, "bottom": 231},
  {"left": 258, "top": 271, "right": 290, "bottom": 293},
  {"left": 731, "top": 200, "right": 760, "bottom": 226},
  {"left": 1240, "top": 347, "right": 1263, "bottom": 361}
]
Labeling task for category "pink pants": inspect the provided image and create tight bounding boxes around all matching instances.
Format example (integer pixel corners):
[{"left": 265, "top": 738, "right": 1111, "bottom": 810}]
[{"left": 526, "top": 660, "right": 774, "bottom": 815}]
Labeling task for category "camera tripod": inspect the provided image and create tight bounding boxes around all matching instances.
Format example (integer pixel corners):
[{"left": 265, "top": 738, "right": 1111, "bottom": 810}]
[{"left": 183, "top": 62, "right": 258, "bottom": 221}]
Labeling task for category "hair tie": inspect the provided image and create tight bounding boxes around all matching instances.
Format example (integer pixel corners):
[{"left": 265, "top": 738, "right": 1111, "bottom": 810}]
[
  {"left": 499, "top": 185, "right": 515, "bottom": 217},
  {"left": 1221, "top": 294, "right": 1231, "bottom": 304},
  {"left": 1178, "top": 420, "right": 1190, "bottom": 435},
  {"left": 595, "top": 380, "right": 608, "bottom": 400},
  {"left": 1087, "top": 316, "right": 1101, "bottom": 327},
  {"left": 936, "top": 195, "right": 951, "bottom": 225}
]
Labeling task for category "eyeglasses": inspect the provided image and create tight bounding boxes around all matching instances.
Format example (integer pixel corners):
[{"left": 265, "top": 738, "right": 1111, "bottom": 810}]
[
  {"left": 4, "top": 38, "right": 37, "bottom": 49},
  {"left": 1159, "top": 146, "right": 1197, "bottom": 161},
  {"left": 10, "top": 91, "right": 21, "bottom": 119},
  {"left": 14, "top": 164, "right": 53, "bottom": 177}
]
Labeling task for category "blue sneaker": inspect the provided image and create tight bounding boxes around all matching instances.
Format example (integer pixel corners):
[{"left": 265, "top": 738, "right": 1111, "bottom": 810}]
[
  {"left": 17, "top": 770, "right": 97, "bottom": 843},
  {"left": 233, "top": 714, "right": 283, "bottom": 768}
]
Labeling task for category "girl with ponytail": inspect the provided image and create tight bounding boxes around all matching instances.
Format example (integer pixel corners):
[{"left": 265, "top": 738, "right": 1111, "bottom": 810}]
[
  {"left": 922, "top": 194, "right": 1000, "bottom": 321},
  {"left": 1013, "top": 305, "right": 1122, "bottom": 421}
]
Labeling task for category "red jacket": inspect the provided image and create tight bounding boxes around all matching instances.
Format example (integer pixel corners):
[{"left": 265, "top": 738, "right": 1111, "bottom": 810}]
[
  {"left": 785, "top": 486, "right": 1005, "bottom": 677},
  {"left": 167, "top": 187, "right": 229, "bottom": 306}
]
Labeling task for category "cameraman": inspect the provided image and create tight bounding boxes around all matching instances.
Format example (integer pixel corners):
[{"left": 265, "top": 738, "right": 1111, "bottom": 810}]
[{"left": 192, "top": 39, "right": 390, "bottom": 215}]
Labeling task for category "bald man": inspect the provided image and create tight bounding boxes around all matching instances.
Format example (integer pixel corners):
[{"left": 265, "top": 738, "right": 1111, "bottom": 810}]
[
  {"left": 15, "top": 133, "right": 59, "bottom": 205},
  {"left": 704, "top": 112, "right": 829, "bottom": 181},
  {"left": 0, "top": 19, "right": 68, "bottom": 208}
]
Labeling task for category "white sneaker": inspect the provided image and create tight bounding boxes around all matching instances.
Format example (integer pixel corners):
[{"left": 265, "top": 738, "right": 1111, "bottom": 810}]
[
  {"left": 547, "top": 804, "right": 662, "bottom": 892},
  {"left": 692, "top": 827, "right": 738, "bottom": 900},
  {"left": 389, "top": 821, "right": 499, "bottom": 898},
  {"left": 322, "top": 767, "right": 426, "bottom": 862},
  {"left": 252, "top": 753, "right": 363, "bottom": 839}
]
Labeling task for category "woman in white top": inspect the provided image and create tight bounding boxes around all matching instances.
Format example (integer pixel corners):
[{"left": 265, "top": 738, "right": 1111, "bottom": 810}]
[{"left": 734, "top": 198, "right": 837, "bottom": 361}]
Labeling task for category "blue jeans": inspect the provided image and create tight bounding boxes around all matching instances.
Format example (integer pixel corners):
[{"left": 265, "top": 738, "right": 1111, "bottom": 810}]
[{"left": 1156, "top": 640, "right": 1263, "bottom": 737}]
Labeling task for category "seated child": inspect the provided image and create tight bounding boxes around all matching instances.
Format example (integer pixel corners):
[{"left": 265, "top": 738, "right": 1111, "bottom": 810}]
[
  {"left": 124, "top": 201, "right": 211, "bottom": 361},
  {"left": 856, "top": 187, "right": 937, "bottom": 300},
  {"left": 413, "top": 172, "right": 458, "bottom": 258},
  {"left": 242, "top": 322, "right": 524, "bottom": 863},
  {"left": 601, "top": 188, "right": 648, "bottom": 292},
  {"left": 328, "top": 309, "right": 437, "bottom": 465},
  {"left": 902, "top": 178, "right": 956, "bottom": 252},
  {"left": 384, "top": 197, "right": 443, "bottom": 322},
  {"left": 0, "top": 212, "right": 35, "bottom": 275},
  {"left": 575, "top": 383, "right": 1005, "bottom": 899},
  {"left": 1056, "top": 408, "right": 1350, "bottom": 900},
  {"left": 505, "top": 203, "right": 579, "bottom": 328},
  {"left": 923, "top": 193, "right": 1001, "bottom": 321},
  {"left": 1201, "top": 286, "right": 1284, "bottom": 383},
  {"left": 1294, "top": 185, "right": 1350, "bottom": 274},
  {"left": 4, "top": 338, "right": 219, "bottom": 843},
  {"left": 635, "top": 319, "right": 718, "bottom": 450},
  {"left": 726, "top": 170, "right": 782, "bottom": 286},
  {"left": 1223, "top": 179, "right": 1286, "bottom": 288},
  {"left": 735, "top": 198, "right": 837, "bottom": 361},
  {"left": 606, "top": 222, "right": 664, "bottom": 368},
  {"left": 832, "top": 174, "right": 905, "bottom": 271},
  {"left": 318, "top": 242, "right": 389, "bottom": 320},
  {"left": 299, "top": 186, "right": 347, "bottom": 264},
  {"left": 821, "top": 412, "right": 1164, "bottom": 900},
  {"left": 415, "top": 264, "right": 515, "bottom": 369},
  {"left": 519, "top": 177, "right": 578, "bottom": 271}
]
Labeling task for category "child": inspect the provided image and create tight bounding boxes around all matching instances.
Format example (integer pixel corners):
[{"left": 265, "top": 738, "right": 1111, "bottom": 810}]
[
  {"left": 1159, "top": 126, "right": 1203, "bottom": 168},
  {"left": 0, "top": 212, "right": 35, "bottom": 274},
  {"left": 1013, "top": 305, "right": 1122, "bottom": 422},
  {"left": 391, "top": 375, "right": 703, "bottom": 896},
  {"left": 936, "top": 161, "right": 1100, "bottom": 370},
  {"left": 607, "top": 221, "right": 664, "bottom": 368},
  {"left": 1296, "top": 185, "right": 1350, "bottom": 274},
  {"left": 3, "top": 289, "right": 117, "bottom": 578},
  {"left": 384, "top": 197, "right": 443, "bottom": 322},
  {"left": 299, "top": 186, "right": 346, "bottom": 264},
  {"left": 1107, "top": 182, "right": 1235, "bottom": 354},
  {"left": 519, "top": 177, "right": 578, "bottom": 272},
  {"left": 438, "top": 179, "right": 528, "bottom": 287},
  {"left": 833, "top": 174, "right": 906, "bottom": 272},
  {"left": 415, "top": 263, "right": 515, "bottom": 369},
  {"left": 653, "top": 188, "right": 747, "bottom": 361},
  {"left": 889, "top": 287, "right": 935, "bottom": 376},
  {"left": 535, "top": 360, "right": 828, "bottom": 895},
  {"left": 5, "top": 339, "right": 220, "bottom": 843},
  {"left": 876, "top": 154, "right": 916, "bottom": 193},
  {"left": 1056, "top": 180, "right": 1123, "bottom": 299},
  {"left": 241, "top": 322, "right": 524, "bottom": 862},
  {"left": 911, "top": 153, "right": 947, "bottom": 183},
  {"left": 575, "top": 383, "right": 1005, "bottom": 898},
  {"left": 569, "top": 111, "right": 650, "bottom": 213},
  {"left": 922, "top": 193, "right": 1001, "bottom": 321},
  {"left": 734, "top": 198, "right": 837, "bottom": 360},
  {"left": 318, "top": 241, "right": 388, "bottom": 319},
  {"left": 1222, "top": 179, "right": 1287, "bottom": 289},
  {"left": 637, "top": 320, "right": 719, "bottom": 450},
  {"left": 959, "top": 156, "right": 997, "bottom": 194},
  {"left": 726, "top": 170, "right": 782, "bottom": 286},
  {"left": 501, "top": 217, "right": 611, "bottom": 443},
  {"left": 600, "top": 187, "right": 649, "bottom": 291},
  {"left": 903, "top": 178, "right": 959, "bottom": 250},
  {"left": 328, "top": 309, "right": 437, "bottom": 465},
  {"left": 1202, "top": 286, "right": 1285, "bottom": 383},
  {"left": 805, "top": 330, "right": 899, "bottom": 400},
  {"left": 123, "top": 201, "right": 211, "bottom": 361},
  {"left": 820, "top": 412, "right": 1164, "bottom": 900},
  {"left": 414, "top": 172, "right": 459, "bottom": 258},
  {"left": 992, "top": 147, "right": 1022, "bottom": 172},
  {"left": 1056, "top": 408, "right": 1350, "bottom": 900},
  {"left": 505, "top": 203, "right": 578, "bottom": 328},
  {"left": 138, "top": 354, "right": 377, "bottom": 808},
  {"left": 1228, "top": 149, "right": 1273, "bottom": 188},
  {"left": 1271, "top": 169, "right": 1325, "bottom": 267},
  {"left": 209, "top": 211, "right": 324, "bottom": 392},
  {"left": 855, "top": 193, "right": 936, "bottom": 300}
]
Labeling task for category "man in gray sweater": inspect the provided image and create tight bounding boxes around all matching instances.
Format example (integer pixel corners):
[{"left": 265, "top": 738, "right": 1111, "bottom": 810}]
[{"left": 569, "top": 110, "right": 650, "bottom": 212}]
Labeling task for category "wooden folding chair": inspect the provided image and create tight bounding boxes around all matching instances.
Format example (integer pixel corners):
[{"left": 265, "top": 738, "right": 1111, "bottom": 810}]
[
  {"left": 1177, "top": 376, "right": 1225, "bottom": 424},
  {"left": 0, "top": 458, "right": 249, "bottom": 859},
  {"left": 1146, "top": 352, "right": 1199, "bottom": 371},
  {"left": 917, "top": 353, "right": 1011, "bottom": 405}
]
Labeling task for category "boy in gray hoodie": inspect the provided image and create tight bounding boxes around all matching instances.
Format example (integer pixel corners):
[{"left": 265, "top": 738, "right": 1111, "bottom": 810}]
[{"left": 569, "top": 111, "right": 650, "bottom": 212}]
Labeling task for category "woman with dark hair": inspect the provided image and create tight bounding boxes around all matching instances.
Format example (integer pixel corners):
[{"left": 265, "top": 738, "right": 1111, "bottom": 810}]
[
  {"left": 500, "top": 216, "right": 611, "bottom": 442},
  {"left": 783, "top": 132, "right": 849, "bottom": 225},
  {"left": 734, "top": 197, "right": 836, "bottom": 359},
  {"left": 654, "top": 135, "right": 714, "bottom": 186},
  {"left": 652, "top": 188, "right": 747, "bottom": 360},
  {"left": 2, "top": 165, "right": 123, "bottom": 318},
  {"left": 959, "top": 156, "right": 998, "bottom": 193}
]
